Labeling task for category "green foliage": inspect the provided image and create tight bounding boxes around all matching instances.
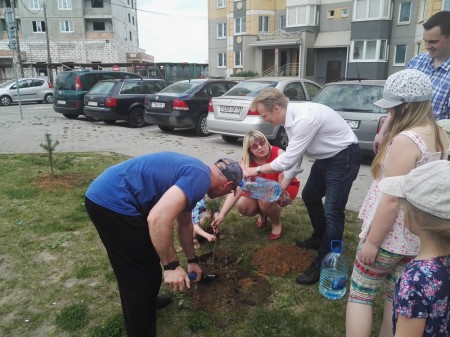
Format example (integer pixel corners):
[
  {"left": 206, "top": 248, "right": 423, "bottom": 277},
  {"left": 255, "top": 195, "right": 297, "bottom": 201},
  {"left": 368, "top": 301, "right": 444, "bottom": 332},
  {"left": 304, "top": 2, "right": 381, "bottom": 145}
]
[
  {"left": 39, "top": 133, "right": 59, "bottom": 175},
  {"left": 187, "top": 312, "right": 213, "bottom": 332},
  {"left": 230, "top": 70, "right": 259, "bottom": 77},
  {"left": 89, "top": 313, "right": 125, "bottom": 337},
  {"left": 55, "top": 302, "right": 89, "bottom": 331}
]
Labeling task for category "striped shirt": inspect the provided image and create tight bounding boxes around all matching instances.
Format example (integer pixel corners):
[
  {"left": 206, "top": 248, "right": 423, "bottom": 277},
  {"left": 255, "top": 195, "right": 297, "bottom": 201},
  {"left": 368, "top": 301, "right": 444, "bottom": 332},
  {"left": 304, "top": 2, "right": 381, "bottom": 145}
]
[{"left": 407, "top": 53, "right": 450, "bottom": 120}]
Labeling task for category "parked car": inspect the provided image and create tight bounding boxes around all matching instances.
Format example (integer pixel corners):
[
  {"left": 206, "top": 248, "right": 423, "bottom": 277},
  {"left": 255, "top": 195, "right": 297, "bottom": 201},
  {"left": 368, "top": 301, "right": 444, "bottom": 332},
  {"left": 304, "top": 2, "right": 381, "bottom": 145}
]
[
  {"left": 312, "top": 80, "right": 387, "bottom": 156},
  {"left": 207, "top": 77, "right": 321, "bottom": 149},
  {"left": 53, "top": 70, "right": 142, "bottom": 119},
  {"left": 83, "top": 78, "right": 172, "bottom": 128},
  {"left": 144, "top": 79, "right": 237, "bottom": 136},
  {"left": 0, "top": 77, "right": 54, "bottom": 106}
]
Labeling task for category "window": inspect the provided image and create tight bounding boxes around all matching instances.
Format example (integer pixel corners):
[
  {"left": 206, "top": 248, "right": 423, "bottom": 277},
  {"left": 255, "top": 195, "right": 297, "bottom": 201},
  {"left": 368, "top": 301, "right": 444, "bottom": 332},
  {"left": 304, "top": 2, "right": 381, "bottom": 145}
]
[
  {"left": 328, "top": 10, "right": 335, "bottom": 18},
  {"left": 129, "top": 31, "right": 133, "bottom": 41},
  {"left": 444, "top": 0, "right": 450, "bottom": 10},
  {"left": 350, "top": 39, "right": 387, "bottom": 61},
  {"left": 398, "top": 2, "right": 411, "bottom": 23},
  {"left": 341, "top": 8, "right": 349, "bottom": 17},
  {"left": 29, "top": 0, "right": 41, "bottom": 10},
  {"left": 58, "top": 0, "right": 71, "bottom": 9},
  {"left": 258, "top": 16, "right": 269, "bottom": 32},
  {"left": 92, "top": 0, "right": 103, "bottom": 8},
  {"left": 280, "top": 15, "right": 286, "bottom": 30},
  {"left": 416, "top": 42, "right": 421, "bottom": 55},
  {"left": 132, "top": 16, "right": 135, "bottom": 25},
  {"left": 60, "top": 21, "right": 74, "bottom": 32},
  {"left": 93, "top": 22, "right": 105, "bottom": 31},
  {"left": 234, "top": 51, "right": 242, "bottom": 67},
  {"left": 217, "top": 22, "right": 226, "bottom": 38},
  {"left": 394, "top": 44, "right": 407, "bottom": 65},
  {"left": 287, "top": 5, "right": 317, "bottom": 26},
  {"left": 128, "top": 13, "right": 131, "bottom": 23},
  {"left": 234, "top": 17, "right": 246, "bottom": 34},
  {"left": 354, "top": 0, "right": 390, "bottom": 20},
  {"left": 218, "top": 53, "right": 226, "bottom": 68},
  {"left": 32, "top": 21, "right": 45, "bottom": 32},
  {"left": 217, "top": 0, "right": 226, "bottom": 8}
]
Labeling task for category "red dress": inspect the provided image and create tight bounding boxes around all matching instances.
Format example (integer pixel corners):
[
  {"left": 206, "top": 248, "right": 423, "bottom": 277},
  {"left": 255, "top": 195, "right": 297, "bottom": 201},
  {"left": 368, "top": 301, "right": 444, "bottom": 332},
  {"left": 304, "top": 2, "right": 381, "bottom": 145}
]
[{"left": 249, "top": 146, "right": 300, "bottom": 204}]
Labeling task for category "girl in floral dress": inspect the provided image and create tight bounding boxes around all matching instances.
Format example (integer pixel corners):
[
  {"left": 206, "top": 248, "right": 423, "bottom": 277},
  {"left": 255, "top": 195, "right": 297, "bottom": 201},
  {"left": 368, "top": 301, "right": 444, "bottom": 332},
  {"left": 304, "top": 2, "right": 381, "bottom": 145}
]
[{"left": 345, "top": 69, "right": 449, "bottom": 337}]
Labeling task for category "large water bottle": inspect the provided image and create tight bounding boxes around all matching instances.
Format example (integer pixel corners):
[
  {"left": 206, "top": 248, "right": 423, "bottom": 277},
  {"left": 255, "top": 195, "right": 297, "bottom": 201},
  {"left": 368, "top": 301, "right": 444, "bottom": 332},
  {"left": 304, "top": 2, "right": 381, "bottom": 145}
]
[
  {"left": 239, "top": 176, "right": 282, "bottom": 202},
  {"left": 318, "top": 240, "right": 349, "bottom": 300}
]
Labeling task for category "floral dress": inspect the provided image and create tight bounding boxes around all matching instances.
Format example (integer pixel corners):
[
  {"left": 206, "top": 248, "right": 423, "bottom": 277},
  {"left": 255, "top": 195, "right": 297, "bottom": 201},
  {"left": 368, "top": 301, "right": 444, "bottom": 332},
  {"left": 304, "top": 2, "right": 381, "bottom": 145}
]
[
  {"left": 358, "top": 130, "right": 447, "bottom": 255},
  {"left": 393, "top": 255, "right": 450, "bottom": 336}
]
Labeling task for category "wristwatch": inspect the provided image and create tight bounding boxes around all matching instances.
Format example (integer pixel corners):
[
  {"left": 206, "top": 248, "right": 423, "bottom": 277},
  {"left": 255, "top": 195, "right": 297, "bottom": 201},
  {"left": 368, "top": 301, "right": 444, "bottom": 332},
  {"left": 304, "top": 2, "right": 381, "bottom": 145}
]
[
  {"left": 163, "top": 260, "right": 180, "bottom": 270},
  {"left": 256, "top": 166, "right": 262, "bottom": 174}
]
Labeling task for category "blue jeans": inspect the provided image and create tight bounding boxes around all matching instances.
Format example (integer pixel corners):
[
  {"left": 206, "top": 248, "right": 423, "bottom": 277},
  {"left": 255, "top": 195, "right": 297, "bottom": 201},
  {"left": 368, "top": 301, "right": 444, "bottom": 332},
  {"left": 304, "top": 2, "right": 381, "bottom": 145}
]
[{"left": 301, "top": 143, "right": 361, "bottom": 264}]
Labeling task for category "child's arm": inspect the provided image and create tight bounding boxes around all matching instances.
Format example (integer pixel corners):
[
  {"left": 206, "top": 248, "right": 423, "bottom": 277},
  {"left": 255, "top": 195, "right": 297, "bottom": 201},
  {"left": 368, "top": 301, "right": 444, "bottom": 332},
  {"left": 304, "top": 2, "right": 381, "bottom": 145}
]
[
  {"left": 193, "top": 223, "right": 217, "bottom": 242},
  {"left": 394, "top": 316, "right": 425, "bottom": 337},
  {"left": 211, "top": 189, "right": 242, "bottom": 227}
]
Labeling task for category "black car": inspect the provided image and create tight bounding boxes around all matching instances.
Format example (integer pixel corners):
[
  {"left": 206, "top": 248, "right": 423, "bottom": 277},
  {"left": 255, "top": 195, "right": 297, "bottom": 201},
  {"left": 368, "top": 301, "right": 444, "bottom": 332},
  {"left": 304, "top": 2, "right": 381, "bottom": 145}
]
[
  {"left": 144, "top": 79, "right": 237, "bottom": 136},
  {"left": 83, "top": 78, "right": 172, "bottom": 128}
]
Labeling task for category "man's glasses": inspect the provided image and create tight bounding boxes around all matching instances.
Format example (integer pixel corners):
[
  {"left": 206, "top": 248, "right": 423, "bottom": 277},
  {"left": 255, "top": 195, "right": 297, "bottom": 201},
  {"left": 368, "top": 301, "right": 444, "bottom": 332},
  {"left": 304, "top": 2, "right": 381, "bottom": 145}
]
[{"left": 249, "top": 140, "right": 266, "bottom": 150}]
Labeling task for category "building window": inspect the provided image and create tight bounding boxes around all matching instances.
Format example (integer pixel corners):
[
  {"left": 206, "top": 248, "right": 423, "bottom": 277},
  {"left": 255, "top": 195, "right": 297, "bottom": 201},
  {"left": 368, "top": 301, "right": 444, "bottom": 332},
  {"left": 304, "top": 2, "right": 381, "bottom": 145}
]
[
  {"left": 129, "top": 31, "right": 133, "bottom": 41},
  {"left": 128, "top": 13, "right": 131, "bottom": 23},
  {"left": 416, "top": 42, "right": 421, "bottom": 55},
  {"left": 444, "top": 0, "right": 450, "bottom": 10},
  {"left": 328, "top": 10, "right": 335, "bottom": 18},
  {"left": 218, "top": 53, "right": 226, "bottom": 68},
  {"left": 341, "top": 8, "right": 349, "bottom": 17},
  {"left": 132, "top": 16, "right": 135, "bottom": 25},
  {"left": 58, "top": 0, "right": 71, "bottom": 9},
  {"left": 354, "top": 0, "right": 390, "bottom": 20},
  {"left": 394, "top": 44, "right": 407, "bottom": 65},
  {"left": 32, "top": 21, "right": 45, "bottom": 32},
  {"left": 350, "top": 39, "right": 387, "bottom": 61},
  {"left": 234, "top": 51, "right": 243, "bottom": 67},
  {"left": 60, "top": 21, "right": 74, "bottom": 32},
  {"left": 287, "top": 5, "right": 317, "bottom": 26},
  {"left": 29, "top": 0, "right": 41, "bottom": 10},
  {"left": 93, "top": 22, "right": 105, "bottom": 31},
  {"left": 217, "top": 0, "right": 226, "bottom": 8},
  {"left": 419, "top": 0, "right": 426, "bottom": 21},
  {"left": 398, "top": 2, "right": 411, "bottom": 23},
  {"left": 258, "top": 16, "right": 269, "bottom": 32},
  {"left": 280, "top": 15, "right": 286, "bottom": 30},
  {"left": 92, "top": 0, "right": 103, "bottom": 8},
  {"left": 217, "top": 22, "right": 226, "bottom": 38},
  {"left": 234, "top": 17, "right": 246, "bottom": 34}
]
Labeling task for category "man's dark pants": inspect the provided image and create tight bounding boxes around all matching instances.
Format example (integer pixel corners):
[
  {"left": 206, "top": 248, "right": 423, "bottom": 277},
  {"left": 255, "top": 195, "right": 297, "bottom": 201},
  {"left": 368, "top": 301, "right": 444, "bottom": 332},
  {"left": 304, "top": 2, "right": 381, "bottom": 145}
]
[
  {"left": 85, "top": 198, "right": 161, "bottom": 337},
  {"left": 301, "top": 143, "right": 361, "bottom": 264}
]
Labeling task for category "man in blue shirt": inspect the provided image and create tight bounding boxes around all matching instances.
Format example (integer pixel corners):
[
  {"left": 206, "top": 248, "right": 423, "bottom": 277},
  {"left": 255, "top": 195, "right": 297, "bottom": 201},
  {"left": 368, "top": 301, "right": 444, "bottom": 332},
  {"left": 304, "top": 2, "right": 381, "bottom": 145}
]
[{"left": 85, "top": 152, "right": 242, "bottom": 337}]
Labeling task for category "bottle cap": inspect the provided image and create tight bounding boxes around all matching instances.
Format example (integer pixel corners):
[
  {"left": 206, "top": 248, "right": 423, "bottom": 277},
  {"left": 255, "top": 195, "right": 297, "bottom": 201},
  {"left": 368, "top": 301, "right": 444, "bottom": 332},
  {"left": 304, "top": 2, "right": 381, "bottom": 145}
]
[{"left": 330, "top": 240, "right": 344, "bottom": 253}]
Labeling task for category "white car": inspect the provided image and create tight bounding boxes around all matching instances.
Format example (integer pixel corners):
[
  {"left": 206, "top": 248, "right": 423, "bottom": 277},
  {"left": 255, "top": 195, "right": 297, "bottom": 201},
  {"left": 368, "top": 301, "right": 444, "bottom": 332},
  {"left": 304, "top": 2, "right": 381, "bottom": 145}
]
[
  {"left": 0, "top": 77, "right": 54, "bottom": 106},
  {"left": 207, "top": 77, "right": 321, "bottom": 149}
]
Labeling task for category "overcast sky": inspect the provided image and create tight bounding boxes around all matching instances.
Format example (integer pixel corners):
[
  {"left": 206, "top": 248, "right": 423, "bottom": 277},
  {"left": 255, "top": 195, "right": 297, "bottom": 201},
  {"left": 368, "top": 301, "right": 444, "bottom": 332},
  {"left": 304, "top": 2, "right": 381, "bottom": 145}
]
[{"left": 135, "top": 1, "right": 209, "bottom": 64}]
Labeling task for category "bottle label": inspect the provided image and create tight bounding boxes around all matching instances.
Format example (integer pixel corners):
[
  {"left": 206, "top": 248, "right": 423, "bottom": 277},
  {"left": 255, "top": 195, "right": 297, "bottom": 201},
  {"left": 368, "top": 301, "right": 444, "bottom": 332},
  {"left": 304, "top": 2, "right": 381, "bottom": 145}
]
[{"left": 331, "top": 276, "right": 347, "bottom": 290}]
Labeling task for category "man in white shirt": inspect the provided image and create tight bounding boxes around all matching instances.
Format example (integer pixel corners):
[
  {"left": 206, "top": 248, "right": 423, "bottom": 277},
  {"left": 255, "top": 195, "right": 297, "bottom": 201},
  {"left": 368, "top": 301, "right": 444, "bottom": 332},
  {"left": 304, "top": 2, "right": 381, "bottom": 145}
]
[{"left": 244, "top": 88, "right": 361, "bottom": 284}]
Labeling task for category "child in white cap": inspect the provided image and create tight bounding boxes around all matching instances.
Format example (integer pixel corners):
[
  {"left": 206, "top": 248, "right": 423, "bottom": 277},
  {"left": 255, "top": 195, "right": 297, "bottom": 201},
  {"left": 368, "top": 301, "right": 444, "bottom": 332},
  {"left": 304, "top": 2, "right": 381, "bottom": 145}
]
[
  {"left": 378, "top": 160, "right": 450, "bottom": 337},
  {"left": 346, "top": 69, "right": 450, "bottom": 337}
]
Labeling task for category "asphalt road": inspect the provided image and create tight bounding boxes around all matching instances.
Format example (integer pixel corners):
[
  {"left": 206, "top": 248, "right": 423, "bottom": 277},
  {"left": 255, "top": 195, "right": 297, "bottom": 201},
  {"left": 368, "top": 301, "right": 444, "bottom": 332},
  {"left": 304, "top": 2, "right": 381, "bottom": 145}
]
[{"left": 0, "top": 103, "right": 373, "bottom": 212}]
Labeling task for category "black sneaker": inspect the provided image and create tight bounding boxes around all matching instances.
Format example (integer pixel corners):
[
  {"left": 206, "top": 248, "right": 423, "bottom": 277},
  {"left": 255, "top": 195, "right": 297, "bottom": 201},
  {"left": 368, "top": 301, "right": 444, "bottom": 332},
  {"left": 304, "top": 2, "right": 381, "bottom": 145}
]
[
  {"left": 155, "top": 293, "right": 172, "bottom": 310},
  {"left": 295, "top": 262, "right": 321, "bottom": 285},
  {"left": 295, "top": 236, "right": 321, "bottom": 250}
]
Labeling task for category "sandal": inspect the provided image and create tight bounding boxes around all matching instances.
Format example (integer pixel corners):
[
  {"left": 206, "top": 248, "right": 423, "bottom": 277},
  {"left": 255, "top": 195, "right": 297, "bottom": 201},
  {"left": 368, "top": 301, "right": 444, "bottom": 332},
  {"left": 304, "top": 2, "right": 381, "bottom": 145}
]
[
  {"left": 193, "top": 239, "right": 201, "bottom": 250},
  {"left": 256, "top": 215, "right": 267, "bottom": 229}
]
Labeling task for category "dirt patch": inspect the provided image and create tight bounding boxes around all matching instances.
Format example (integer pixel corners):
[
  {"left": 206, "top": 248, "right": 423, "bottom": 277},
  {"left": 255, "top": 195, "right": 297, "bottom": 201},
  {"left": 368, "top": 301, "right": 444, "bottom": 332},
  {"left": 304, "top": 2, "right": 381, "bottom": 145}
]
[{"left": 31, "top": 174, "right": 92, "bottom": 191}]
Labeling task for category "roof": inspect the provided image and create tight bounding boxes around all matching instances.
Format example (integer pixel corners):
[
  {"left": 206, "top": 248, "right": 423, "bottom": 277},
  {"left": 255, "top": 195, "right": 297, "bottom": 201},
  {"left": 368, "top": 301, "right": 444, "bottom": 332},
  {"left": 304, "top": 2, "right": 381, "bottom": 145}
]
[{"left": 314, "top": 31, "right": 351, "bottom": 48}]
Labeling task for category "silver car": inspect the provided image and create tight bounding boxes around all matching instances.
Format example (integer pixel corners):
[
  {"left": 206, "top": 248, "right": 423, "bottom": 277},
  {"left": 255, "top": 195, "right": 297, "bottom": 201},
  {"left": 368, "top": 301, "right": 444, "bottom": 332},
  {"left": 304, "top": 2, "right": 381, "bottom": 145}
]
[
  {"left": 312, "top": 80, "right": 387, "bottom": 156},
  {"left": 0, "top": 77, "right": 54, "bottom": 106},
  {"left": 207, "top": 77, "right": 321, "bottom": 149}
]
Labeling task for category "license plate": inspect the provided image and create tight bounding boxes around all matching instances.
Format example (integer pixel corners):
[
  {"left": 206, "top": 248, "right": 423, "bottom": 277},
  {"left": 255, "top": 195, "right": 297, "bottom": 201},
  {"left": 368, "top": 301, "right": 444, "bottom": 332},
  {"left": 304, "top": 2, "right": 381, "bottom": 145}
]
[
  {"left": 151, "top": 102, "right": 165, "bottom": 108},
  {"left": 220, "top": 106, "right": 241, "bottom": 114},
  {"left": 87, "top": 101, "right": 98, "bottom": 106},
  {"left": 346, "top": 120, "right": 359, "bottom": 129},
  {"left": 57, "top": 100, "right": 66, "bottom": 105}
]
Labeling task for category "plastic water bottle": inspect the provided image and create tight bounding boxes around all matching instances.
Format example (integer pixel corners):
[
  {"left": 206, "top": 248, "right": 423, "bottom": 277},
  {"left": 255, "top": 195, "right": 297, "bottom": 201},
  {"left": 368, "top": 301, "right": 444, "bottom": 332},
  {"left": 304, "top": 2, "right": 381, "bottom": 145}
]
[
  {"left": 239, "top": 176, "right": 282, "bottom": 202},
  {"left": 318, "top": 240, "right": 349, "bottom": 300}
]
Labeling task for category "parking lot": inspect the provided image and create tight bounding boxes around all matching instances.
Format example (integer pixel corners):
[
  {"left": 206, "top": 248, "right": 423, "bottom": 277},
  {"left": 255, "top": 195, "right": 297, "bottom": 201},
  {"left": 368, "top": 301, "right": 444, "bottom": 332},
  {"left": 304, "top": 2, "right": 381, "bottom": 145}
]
[{"left": 0, "top": 103, "right": 373, "bottom": 212}]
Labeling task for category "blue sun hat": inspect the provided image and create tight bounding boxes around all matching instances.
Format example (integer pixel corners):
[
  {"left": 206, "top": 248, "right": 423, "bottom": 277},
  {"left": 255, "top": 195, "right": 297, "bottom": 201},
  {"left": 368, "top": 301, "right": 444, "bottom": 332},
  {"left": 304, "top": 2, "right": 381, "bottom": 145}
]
[{"left": 373, "top": 69, "right": 432, "bottom": 109}]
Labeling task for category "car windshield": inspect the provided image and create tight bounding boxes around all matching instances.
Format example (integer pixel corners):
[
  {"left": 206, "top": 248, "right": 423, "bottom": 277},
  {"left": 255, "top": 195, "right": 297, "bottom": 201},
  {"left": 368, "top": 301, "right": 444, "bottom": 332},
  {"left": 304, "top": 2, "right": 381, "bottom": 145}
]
[
  {"left": 89, "top": 81, "right": 116, "bottom": 95},
  {"left": 159, "top": 81, "right": 202, "bottom": 94},
  {"left": 0, "top": 79, "right": 16, "bottom": 88},
  {"left": 314, "top": 84, "right": 386, "bottom": 113},
  {"left": 224, "top": 81, "right": 277, "bottom": 97}
]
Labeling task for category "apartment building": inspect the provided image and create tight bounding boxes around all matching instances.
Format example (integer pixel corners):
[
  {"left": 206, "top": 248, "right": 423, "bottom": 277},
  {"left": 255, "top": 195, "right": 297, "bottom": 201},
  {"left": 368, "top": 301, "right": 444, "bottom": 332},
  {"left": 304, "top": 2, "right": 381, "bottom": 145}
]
[
  {"left": 0, "top": 0, "right": 152, "bottom": 80},
  {"left": 208, "top": 0, "right": 449, "bottom": 84}
]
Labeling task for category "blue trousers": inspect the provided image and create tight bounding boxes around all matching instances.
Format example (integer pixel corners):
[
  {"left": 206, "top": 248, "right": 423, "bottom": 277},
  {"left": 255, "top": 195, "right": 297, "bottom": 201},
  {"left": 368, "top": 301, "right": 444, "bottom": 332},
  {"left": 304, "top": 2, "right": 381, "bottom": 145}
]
[{"left": 301, "top": 143, "right": 361, "bottom": 263}]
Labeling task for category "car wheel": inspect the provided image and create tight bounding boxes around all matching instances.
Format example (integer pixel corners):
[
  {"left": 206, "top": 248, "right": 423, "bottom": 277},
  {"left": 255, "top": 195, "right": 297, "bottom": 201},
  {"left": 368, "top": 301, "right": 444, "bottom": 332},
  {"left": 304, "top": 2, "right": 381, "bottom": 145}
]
[
  {"left": 273, "top": 127, "right": 289, "bottom": 150},
  {"left": 44, "top": 93, "right": 54, "bottom": 104},
  {"left": 1, "top": 95, "right": 12, "bottom": 106},
  {"left": 103, "top": 120, "right": 116, "bottom": 125},
  {"left": 62, "top": 113, "right": 79, "bottom": 119},
  {"left": 158, "top": 125, "right": 174, "bottom": 132},
  {"left": 194, "top": 114, "right": 209, "bottom": 137},
  {"left": 222, "top": 135, "right": 239, "bottom": 143},
  {"left": 128, "top": 107, "right": 146, "bottom": 128}
]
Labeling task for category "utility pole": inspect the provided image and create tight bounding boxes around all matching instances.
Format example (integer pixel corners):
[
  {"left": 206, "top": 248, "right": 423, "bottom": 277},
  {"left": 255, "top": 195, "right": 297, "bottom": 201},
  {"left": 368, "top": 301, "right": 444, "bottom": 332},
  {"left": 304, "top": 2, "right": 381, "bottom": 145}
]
[
  {"left": 43, "top": 2, "right": 53, "bottom": 84},
  {"left": 10, "top": 0, "right": 24, "bottom": 77}
]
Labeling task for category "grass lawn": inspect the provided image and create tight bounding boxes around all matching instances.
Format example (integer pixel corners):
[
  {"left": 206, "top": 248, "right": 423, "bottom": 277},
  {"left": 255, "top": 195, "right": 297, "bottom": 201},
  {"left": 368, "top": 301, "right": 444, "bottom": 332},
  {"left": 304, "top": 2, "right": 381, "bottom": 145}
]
[{"left": 0, "top": 152, "right": 383, "bottom": 337}]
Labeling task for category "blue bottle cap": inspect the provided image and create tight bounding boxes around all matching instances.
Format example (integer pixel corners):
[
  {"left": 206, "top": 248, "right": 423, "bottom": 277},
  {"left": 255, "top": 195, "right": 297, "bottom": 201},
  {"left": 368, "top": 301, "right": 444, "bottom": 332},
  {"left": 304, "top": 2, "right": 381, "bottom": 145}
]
[{"left": 330, "top": 240, "right": 344, "bottom": 253}]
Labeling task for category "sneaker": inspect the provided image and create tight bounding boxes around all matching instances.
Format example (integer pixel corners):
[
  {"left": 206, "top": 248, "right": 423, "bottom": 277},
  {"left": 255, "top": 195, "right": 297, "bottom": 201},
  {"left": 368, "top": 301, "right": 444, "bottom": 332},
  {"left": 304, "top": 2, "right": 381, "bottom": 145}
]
[
  {"left": 295, "top": 262, "right": 321, "bottom": 285},
  {"left": 155, "top": 293, "right": 172, "bottom": 310},
  {"left": 295, "top": 236, "right": 321, "bottom": 250}
]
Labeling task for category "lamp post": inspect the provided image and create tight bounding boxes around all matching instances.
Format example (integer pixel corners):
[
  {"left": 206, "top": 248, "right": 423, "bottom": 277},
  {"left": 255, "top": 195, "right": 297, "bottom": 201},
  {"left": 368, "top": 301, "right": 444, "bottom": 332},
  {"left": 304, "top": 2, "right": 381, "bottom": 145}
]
[{"left": 43, "top": 2, "right": 53, "bottom": 84}]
